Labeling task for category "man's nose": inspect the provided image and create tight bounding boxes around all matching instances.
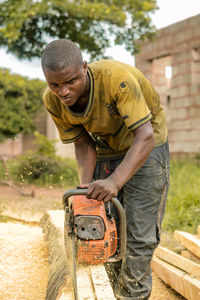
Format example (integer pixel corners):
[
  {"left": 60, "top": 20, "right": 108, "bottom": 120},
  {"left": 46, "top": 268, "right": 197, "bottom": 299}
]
[{"left": 59, "top": 85, "right": 70, "bottom": 97}]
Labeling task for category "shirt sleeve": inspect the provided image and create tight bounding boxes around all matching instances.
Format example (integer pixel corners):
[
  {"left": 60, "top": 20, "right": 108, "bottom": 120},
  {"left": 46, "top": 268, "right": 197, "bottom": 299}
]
[
  {"left": 114, "top": 75, "right": 152, "bottom": 131},
  {"left": 43, "top": 89, "right": 85, "bottom": 143}
]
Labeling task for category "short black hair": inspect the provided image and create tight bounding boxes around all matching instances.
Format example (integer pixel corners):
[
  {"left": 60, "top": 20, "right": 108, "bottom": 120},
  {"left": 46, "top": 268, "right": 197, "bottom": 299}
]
[{"left": 41, "top": 39, "right": 83, "bottom": 71}]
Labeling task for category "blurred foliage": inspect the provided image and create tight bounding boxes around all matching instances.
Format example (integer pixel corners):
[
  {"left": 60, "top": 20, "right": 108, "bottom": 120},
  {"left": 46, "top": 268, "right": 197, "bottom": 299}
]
[
  {"left": 163, "top": 159, "right": 200, "bottom": 233},
  {"left": 0, "top": 68, "right": 45, "bottom": 142},
  {"left": 0, "top": 0, "right": 158, "bottom": 60},
  {"left": 33, "top": 131, "right": 57, "bottom": 157},
  {"left": 2, "top": 132, "right": 79, "bottom": 186},
  {"left": 11, "top": 154, "right": 78, "bottom": 186}
]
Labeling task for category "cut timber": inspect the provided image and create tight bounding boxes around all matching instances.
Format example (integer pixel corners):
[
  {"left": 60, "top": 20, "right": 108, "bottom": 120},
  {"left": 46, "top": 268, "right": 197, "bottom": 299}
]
[
  {"left": 90, "top": 265, "right": 116, "bottom": 300},
  {"left": 76, "top": 267, "right": 95, "bottom": 300},
  {"left": 181, "top": 250, "right": 200, "bottom": 265},
  {"left": 154, "top": 246, "right": 200, "bottom": 279},
  {"left": 198, "top": 226, "right": 200, "bottom": 235},
  {"left": 40, "top": 210, "right": 116, "bottom": 300},
  {"left": 175, "top": 230, "right": 200, "bottom": 259},
  {"left": 152, "top": 256, "right": 200, "bottom": 300}
]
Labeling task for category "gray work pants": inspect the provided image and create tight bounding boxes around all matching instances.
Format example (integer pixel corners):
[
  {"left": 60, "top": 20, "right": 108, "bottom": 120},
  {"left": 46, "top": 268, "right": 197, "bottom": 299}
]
[{"left": 93, "top": 141, "right": 170, "bottom": 300}]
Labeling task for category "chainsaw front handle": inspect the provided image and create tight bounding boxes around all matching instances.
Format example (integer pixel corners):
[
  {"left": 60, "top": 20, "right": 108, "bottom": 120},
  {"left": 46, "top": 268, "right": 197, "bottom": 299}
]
[{"left": 63, "top": 188, "right": 127, "bottom": 262}]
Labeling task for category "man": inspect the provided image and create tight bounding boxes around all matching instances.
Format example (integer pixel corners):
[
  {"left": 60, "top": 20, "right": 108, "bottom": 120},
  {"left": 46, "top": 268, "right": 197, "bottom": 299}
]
[{"left": 41, "top": 39, "right": 169, "bottom": 300}]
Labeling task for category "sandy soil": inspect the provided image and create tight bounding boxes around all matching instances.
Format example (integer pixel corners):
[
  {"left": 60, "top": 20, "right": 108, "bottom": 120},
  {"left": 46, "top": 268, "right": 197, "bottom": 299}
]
[
  {"left": 0, "top": 222, "right": 49, "bottom": 300},
  {"left": 0, "top": 184, "right": 184, "bottom": 300}
]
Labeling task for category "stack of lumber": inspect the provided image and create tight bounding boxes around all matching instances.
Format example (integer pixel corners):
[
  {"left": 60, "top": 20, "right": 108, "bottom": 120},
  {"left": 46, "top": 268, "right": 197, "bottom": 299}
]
[{"left": 152, "top": 226, "right": 200, "bottom": 300}]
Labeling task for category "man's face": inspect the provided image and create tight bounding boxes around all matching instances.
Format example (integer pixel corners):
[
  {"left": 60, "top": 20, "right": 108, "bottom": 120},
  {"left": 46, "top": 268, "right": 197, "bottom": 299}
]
[{"left": 44, "top": 62, "right": 88, "bottom": 107}]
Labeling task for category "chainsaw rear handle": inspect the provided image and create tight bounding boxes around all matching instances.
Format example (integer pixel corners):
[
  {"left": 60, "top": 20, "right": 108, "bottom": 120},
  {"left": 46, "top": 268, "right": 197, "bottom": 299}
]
[{"left": 63, "top": 188, "right": 127, "bottom": 262}]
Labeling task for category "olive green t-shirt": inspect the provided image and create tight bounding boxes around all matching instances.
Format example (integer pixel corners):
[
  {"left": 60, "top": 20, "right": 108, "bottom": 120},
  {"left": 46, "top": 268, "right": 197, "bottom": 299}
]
[{"left": 43, "top": 60, "right": 167, "bottom": 158}]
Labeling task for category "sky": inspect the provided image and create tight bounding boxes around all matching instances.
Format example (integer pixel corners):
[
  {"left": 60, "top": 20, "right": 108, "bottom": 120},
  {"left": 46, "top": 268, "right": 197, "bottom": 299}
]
[{"left": 0, "top": 0, "right": 200, "bottom": 81}]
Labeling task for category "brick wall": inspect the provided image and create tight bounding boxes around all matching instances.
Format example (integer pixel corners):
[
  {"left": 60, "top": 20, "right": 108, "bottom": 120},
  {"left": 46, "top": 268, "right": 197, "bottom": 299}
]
[
  {"left": 0, "top": 111, "right": 48, "bottom": 158},
  {"left": 135, "top": 14, "right": 200, "bottom": 155},
  {"left": 0, "top": 135, "right": 23, "bottom": 158},
  {"left": 0, "top": 110, "right": 75, "bottom": 159}
]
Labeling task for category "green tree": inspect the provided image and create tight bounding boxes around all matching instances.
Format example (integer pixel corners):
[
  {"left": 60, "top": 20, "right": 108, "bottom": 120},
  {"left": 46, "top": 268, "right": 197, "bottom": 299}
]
[
  {"left": 0, "top": 0, "right": 157, "bottom": 60},
  {"left": 0, "top": 68, "right": 46, "bottom": 142}
]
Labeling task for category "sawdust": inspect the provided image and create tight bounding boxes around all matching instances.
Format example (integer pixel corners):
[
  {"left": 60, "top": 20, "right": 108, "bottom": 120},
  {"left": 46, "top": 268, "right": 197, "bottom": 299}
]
[{"left": 0, "top": 222, "right": 49, "bottom": 300}]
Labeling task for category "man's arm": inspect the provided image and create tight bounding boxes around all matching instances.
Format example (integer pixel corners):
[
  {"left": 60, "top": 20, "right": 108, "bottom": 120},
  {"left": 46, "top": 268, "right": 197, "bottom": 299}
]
[
  {"left": 74, "top": 131, "right": 97, "bottom": 185},
  {"left": 85, "top": 120, "right": 155, "bottom": 202}
]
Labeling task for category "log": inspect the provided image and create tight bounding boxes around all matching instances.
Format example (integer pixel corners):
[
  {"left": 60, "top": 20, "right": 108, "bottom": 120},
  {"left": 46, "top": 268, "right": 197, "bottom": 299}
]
[
  {"left": 175, "top": 230, "right": 200, "bottom": 259},
  {"left": 152, "top": 256, "right": 200, "bottom": 300},
  {"left": 154, "top": 246, "right": 200, "bottom": 279}
]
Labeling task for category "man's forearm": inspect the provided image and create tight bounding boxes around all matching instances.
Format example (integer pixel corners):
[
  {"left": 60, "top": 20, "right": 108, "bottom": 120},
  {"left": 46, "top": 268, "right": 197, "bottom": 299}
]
[
  {"left": 74, "top": 133, "right": 97, "bottom": 184},
  {"left": 109, "top": 121, "right": 155, "bottom": 191}
]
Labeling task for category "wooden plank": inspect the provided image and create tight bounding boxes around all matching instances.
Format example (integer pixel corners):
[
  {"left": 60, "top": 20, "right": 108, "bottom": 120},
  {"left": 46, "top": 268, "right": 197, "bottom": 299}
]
[
  {"left": 154, "top": 246, "right": 200, "bottom": 279},
  {"left": 76, "top": 266, "right": 96, "bottom": 300},
  {"left": 183, "top": 275, "right": 200, "bottom": 300},
  {"left": 175, "top": 230, "right": 200, "bottom": 258},
  {"left": 181, "top": 250, "right": 200, "bottom": 264},
  {"left": 197, "top": 226, "right": 200, "bottom": 235},
  {"left": 90, "top": 265, "right": 116, "bottom": 300},
  {"left": 152, "top": 256, "right": 200, "bottom": 300}
]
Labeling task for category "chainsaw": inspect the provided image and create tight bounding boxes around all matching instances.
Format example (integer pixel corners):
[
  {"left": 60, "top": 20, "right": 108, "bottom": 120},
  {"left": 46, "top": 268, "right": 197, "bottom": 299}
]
[{"left": 63, "top": 189, "right": 126, "bottom": 300}]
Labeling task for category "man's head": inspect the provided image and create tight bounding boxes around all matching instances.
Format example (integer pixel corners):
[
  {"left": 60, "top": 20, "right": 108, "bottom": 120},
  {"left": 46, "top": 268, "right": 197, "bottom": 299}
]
[
  {"left": 41, "top": 39, "right": 89, "bottom": 107},
  {"left": 41, "top": 39, "right": 83, "bottom": 71}
]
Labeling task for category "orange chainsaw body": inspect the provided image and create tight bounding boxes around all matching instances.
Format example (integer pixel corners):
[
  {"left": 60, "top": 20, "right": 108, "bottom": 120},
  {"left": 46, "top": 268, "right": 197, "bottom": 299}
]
[{"left": 68, "top": 195, "right": 117, "bottom": 265}]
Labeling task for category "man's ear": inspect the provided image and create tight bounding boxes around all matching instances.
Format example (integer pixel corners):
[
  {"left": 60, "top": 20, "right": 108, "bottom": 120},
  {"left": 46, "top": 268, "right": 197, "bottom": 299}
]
[{"left": 82, "top": 61, "right": 88, "bottom": 73}]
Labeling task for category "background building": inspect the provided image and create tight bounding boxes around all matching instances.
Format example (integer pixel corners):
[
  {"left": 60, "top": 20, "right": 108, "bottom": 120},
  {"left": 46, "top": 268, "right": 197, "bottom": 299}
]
[{"left": 135, "top": 14, "right": 200, "bottom": 156}]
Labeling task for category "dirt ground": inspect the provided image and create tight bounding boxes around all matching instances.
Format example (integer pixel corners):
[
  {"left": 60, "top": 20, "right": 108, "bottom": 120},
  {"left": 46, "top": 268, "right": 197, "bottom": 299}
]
[{"left": 0, "top": 184, "right": 185, "bottom": 300}]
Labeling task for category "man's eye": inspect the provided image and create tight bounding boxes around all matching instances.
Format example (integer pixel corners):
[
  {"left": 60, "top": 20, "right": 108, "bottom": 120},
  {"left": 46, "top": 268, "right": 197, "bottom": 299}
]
[
  {"left": 50, "top": 83, "right": 58, "bottom": 87},
  {"left": 68, "top": 79, "right": 76, "bottom": 84}
]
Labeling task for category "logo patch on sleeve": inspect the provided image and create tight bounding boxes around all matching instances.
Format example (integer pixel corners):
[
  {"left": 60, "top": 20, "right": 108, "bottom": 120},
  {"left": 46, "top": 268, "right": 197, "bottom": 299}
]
[
  {"left": 119, "top": 81, "right": 131, "bottom": 94},
  {"left": 106, "top": 102, "right": 120, "bottom": 117}
]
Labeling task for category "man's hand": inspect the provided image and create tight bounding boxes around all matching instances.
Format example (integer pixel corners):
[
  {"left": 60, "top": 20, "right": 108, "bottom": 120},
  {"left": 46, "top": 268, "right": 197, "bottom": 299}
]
[{"left": 77, "top": 178, "right": 118, "bottom": 202}]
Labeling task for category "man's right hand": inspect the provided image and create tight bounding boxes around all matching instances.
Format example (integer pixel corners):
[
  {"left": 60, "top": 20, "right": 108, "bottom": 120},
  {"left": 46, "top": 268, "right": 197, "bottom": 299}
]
[{"left": 77, "top": 177, "right": 118, "bottom": 202}]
